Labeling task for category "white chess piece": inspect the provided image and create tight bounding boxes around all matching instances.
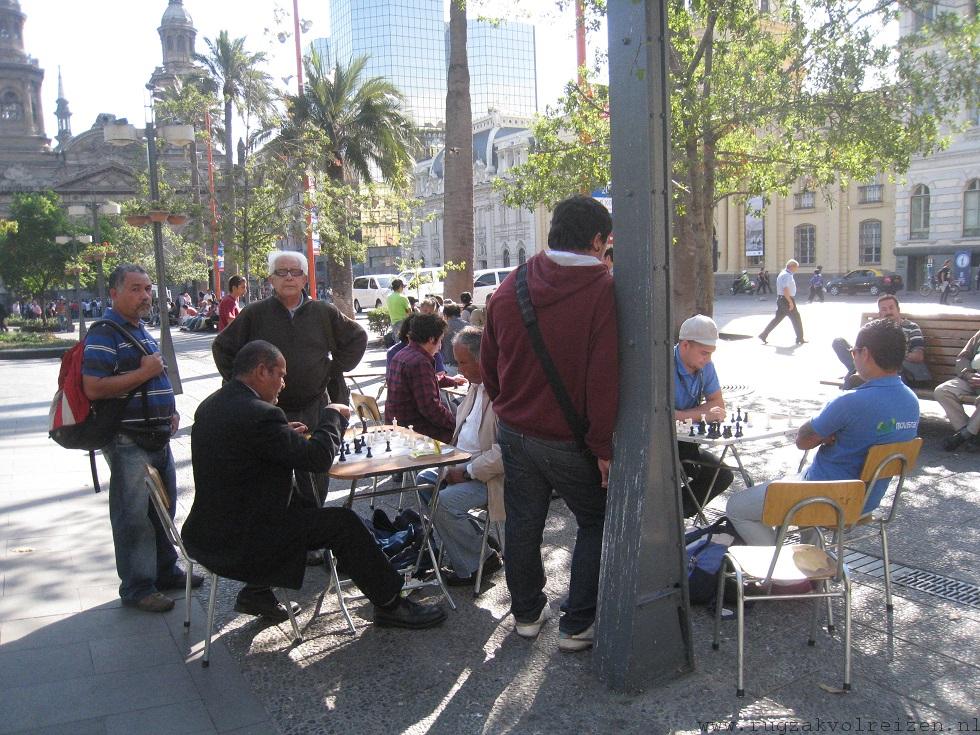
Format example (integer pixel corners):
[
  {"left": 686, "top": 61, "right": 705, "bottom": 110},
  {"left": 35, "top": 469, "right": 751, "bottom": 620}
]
[
  {"left": 787, "top": 415, "right": 795, "bottom": 428},
  {"left": 765, "top": 412, "right": 772, "bottom": 430}
]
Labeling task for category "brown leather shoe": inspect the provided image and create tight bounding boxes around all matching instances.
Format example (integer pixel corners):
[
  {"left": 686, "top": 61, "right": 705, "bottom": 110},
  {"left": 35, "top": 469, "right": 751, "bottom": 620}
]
[{"left": 123, "top": 591, "right": 175, "bottom": 613}]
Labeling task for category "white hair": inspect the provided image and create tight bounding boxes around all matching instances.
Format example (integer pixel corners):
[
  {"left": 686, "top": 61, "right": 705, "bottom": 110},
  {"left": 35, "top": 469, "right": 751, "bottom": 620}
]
[
  {"left": 786, "top": 259, "right": 799, "bottom": 268},
  {"left": 267, "top": 250, "right": 309, "bottom": 276}
]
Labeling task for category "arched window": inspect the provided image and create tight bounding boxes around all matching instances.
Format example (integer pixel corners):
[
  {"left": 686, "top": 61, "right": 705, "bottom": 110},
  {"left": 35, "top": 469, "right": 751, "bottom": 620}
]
[
  {"left": 859, "top": 219, "right": 882, "bottom": 265},
  {"left": 793, "top": 224, "right": 816, "bottom": 265},
  {"left": 965, "top": 179, "right": 980, "bottom": 237},
  {"left": 0, "top": 91, "right": 23, "bottom": 120},
  {"left": 910, "top": 184, "right": 930, "bottom": 239},
  {"left": 502, "top": 249, "right": 511, "bottom": 267},
  {"left": 518, "top": 247, "right": 526, "bottom": 265}
]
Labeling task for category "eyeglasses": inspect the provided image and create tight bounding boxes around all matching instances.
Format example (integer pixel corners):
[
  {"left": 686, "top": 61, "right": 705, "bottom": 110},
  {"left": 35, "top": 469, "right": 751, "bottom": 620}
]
[
  {"left": 272, "top": 269, "right": 304, "bottom": 278},
  {"left": 849, "top": 346, "right": 865, "bottom": 356}
]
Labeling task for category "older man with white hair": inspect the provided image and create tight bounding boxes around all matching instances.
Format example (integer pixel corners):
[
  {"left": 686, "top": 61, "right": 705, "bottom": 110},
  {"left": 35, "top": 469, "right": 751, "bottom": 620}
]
[
  {"left": 759, "top": 258, "right": 805, "bottom": 345},
  {"left": 213, "top": 251, "right": 367, "bottom": 512}
]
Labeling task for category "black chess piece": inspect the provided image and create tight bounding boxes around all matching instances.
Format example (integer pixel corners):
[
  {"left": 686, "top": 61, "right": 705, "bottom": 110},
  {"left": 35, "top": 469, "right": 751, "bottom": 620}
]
[
  {"left": 736, "top": 407, "right": 743, "bottom": 423},
  {"left": 689, "top": 424, "right": 696, "bottom": 437},
  {"left": 354, "top": 437, "right": 362, "bottom": 454},
  {"left": 366, "top": 445, "right": 373, "bottom": 459},
  {"left": 338, "top": 444, "right": 346, "bottom": 462},
  {"left": 385, "top": 438, "right": 392, "bottom": 452},
  {"left": 723, "top": 424, "right": 732, "bottom": 439},
  {"left": 735, "top": 421, "right": 744, "bottom": 438},
  {"left": 713, "top": 421, "right": 722, "bottom": 439},
  {"left": 697, "top": 419, "right": 706, "bottom": 435},
  {"left": 743, "top": 411, "right": 749, "bottom": 424}
]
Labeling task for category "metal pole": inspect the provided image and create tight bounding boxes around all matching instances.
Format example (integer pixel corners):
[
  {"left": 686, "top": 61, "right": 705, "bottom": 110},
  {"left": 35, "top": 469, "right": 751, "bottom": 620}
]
[
  {"left": 293, "top": 0, "right": 318, "bottom": 299},
  {"left": 593, "top": 0, "right": 693, "bottom": 691},
  {"left": 75, "top": 240, "right": 86, "bottom": 340},
  {"left": 146, "top": 121, "right": 183, "bottom": 395},
  {"left": 92, "top": 205, "right": 105, "bottom": 306}
]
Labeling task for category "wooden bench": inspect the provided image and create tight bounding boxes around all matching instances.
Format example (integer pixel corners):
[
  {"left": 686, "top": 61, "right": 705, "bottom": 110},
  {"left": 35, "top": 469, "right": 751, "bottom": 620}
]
[{"left": 821, "top": 311, "right": 980, "bottom": 402}]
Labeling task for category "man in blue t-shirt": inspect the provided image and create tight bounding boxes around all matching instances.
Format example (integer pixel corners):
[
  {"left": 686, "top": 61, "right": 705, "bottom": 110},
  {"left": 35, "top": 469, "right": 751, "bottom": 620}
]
[
  {"left": 728, "top": 318, "right": 920, "bottom": 550},
  {"left": 674, "top": 315, "right": 734, "bottom": 517},
  {"left": 82, "top": 264, "right": 198, "bottom": 613}
]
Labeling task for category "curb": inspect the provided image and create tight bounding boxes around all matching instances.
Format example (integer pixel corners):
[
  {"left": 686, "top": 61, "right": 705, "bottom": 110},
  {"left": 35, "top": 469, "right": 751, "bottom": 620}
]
[{"left": 0, "top": 345, "right": 72, "bottom": 360}]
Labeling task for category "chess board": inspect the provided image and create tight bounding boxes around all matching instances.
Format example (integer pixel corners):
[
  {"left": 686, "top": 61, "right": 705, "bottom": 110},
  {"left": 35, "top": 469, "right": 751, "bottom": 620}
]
[
  {"left": 675, "top": 413, "right": 806, "bottom": 447},
  {"left": 330, "top": 425, "right": 468, "bottom": 480}
]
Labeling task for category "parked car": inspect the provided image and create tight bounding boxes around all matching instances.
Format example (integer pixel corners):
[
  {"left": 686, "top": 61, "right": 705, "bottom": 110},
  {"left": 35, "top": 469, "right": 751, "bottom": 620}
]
[
  {"left": 352, "top": 273, "right": 397, "bottom": 313},
  {"left": 825, "top": 268, "right": 903, "bottom": 296},
  {"left": 397, "top": 267, "right": 444, "bottom": 301},
  {"left": 472, "top": 266, "right": 516, "bottom": 306}
]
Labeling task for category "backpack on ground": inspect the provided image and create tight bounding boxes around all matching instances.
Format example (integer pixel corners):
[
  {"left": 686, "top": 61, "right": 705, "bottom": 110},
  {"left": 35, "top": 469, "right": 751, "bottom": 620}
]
[
  {"left": 686, "top": 516, "right": 741, "bottom": 605},
  {"left": 48, "top": 319, "right": 150, "bottom": 491}
]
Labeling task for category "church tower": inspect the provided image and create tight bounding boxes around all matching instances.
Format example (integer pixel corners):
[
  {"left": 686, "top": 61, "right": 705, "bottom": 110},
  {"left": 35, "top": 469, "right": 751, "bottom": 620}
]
[
  {"left": 54, "top": 66, "right": 71, "bottom": 149},
  {"left": 0, "top": 0, "right": 47, "bottom": 152},
  {"left": 148, "top": 0, "right": 198, "bottom": 92}
]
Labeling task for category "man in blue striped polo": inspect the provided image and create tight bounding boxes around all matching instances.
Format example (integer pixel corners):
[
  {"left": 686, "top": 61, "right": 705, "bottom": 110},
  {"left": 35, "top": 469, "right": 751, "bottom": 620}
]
[{"left": 82, "top": 264, "right": 199, "bottom": 613}]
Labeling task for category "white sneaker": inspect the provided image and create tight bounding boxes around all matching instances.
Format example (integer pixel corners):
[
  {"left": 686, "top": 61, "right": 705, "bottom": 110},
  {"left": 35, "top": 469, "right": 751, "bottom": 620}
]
[
  {"left": 514, "top": 603, "right": 553, "bottom": 638},
  {"left": 558, "top": 624, "right": 594, "bottom": 652}
]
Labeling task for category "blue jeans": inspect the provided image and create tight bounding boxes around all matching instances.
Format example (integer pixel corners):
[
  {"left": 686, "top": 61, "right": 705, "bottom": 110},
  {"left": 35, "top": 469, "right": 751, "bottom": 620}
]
[
  {"left": 101, "top": 433, "right": 180, "bottom": 602},
  {"left": 497, "top": 421, "right": 606, "bottom": 635}
]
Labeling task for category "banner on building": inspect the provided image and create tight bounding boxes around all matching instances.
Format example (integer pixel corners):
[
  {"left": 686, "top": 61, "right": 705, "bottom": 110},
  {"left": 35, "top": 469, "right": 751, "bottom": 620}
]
[
  {"left": 745, "top": 196, "right": 765, "bottom": 258},
  {"left": 954, "top": 250, "right": 971, "bottom": 287}
]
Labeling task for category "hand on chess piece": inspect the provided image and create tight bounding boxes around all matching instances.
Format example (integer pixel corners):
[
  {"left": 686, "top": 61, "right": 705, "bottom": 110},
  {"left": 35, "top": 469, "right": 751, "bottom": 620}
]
[
  {"left": 287, "top": 421, "right": 308, "bottom": 434},
  {"left": 707, "top": 405, "right": 726, "bottom": 422}
]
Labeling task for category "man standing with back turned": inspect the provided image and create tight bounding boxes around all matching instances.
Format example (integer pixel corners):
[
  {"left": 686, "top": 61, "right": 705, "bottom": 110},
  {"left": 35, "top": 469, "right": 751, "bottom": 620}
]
[{"left": 481, "top": 195, "right": 618, "bottom": 653}]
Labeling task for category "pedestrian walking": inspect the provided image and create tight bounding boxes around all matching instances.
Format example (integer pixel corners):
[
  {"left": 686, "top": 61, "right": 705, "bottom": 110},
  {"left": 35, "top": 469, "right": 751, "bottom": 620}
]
[
  {"left": 759, "top": 259, "right": 805, "bottom": 345},
  {"left": 807, "top": 266, "right": 825, "bottom": 303},
  {"left": 937, "top": 259, "right": 953, "bottom": 305}
]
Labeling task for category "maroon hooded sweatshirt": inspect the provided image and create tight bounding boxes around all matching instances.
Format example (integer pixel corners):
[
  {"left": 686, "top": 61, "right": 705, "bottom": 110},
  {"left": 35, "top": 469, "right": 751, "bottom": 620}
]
[{"left": 480, "top": 251, "right": 618, "bottom": 460}]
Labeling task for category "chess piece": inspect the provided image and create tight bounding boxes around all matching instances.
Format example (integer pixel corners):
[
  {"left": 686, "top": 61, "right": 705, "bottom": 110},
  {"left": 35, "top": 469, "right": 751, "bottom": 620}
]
[
  {"left": 385, "top": 438, "right": 392, "bottom": 452},
  {"left": 735, "top": 421, "right": 743, "bottom": 438},
  {"left": 743, "top": 411, "right": 749, "bottom": 424},
  {"left": 366, "top": 444, "right": 373, "bottom": 459},
  {"left": 354, "top": 437, "right": 362, "bottom": 454},
  {"left": 736, "top": 406, "right": 742, "bottom": 423},
  {"left": 338, "top": 444, "right": 346, "bottom": 462},
  {"left": 787, "top": 415, "right": 795, "bottom": 428},
  {"left": 723, "top": 424, "right": 732, "bottom": 439},
  {"left": 689, "top": 424, "right": 696, "bottom": 437},
  {"left": 697, "top": 419, "right": 706, "bottom": 435}
]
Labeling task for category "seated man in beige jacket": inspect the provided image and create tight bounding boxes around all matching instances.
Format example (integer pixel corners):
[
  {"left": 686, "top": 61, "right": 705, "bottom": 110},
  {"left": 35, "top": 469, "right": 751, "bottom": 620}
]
[{"left": 418, "top": 326, "right": 504, "bottom": 586}]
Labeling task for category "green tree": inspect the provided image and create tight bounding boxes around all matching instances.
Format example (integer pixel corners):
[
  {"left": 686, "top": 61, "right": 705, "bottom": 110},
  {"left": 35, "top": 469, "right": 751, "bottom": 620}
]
[
  {"left": 498, "top": 0, "right": 980, "bottom": 320},
  {"left": 196, "top": 31, "right": 274, "bottom": 282},
  {"left": 0, "top": 192, "right": 74, "bottom": 310},
  {"left": 281, "top": 52, "right": 417, "bottom": 316},
  {"left": 443, "top": 0, "right": 474, "bottom": 302}
]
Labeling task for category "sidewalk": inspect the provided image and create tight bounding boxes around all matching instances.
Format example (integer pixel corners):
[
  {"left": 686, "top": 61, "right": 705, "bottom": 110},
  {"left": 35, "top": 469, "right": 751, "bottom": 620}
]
[{"left": 1, "top": 300, "right": 978, "bottom": 734}]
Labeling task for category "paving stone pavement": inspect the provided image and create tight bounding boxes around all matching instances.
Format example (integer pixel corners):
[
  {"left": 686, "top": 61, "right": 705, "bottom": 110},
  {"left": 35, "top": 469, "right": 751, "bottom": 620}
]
[{"left": 1, "top": 295, "right": 978, "bottom": 734}]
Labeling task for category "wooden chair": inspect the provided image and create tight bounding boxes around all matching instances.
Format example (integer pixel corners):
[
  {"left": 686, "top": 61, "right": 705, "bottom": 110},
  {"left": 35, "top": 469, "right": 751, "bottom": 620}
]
[
  {"left": 851, "top": 438, "right": 923, "bottom": 611},
  {"left": 145, "top": 465, "right": 302, "bottom": 667},
  {"left": 350, "top": 392, "right": 383, "bottom": 426},
  {"left": 712, "top": 480, "right": 865, "bottom": 697}
]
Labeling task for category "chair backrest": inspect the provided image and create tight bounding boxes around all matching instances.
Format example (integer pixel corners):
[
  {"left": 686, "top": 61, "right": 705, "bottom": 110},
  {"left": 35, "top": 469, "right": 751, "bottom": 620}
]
[
  {"left": 762, "top": 480, "right": 866, "bottom": 529},
  {"left": 145, "top": 464, "right": 188, "bottom": 555},
  {"left": 859, "top": 437, "right": 922, "bottom": 485},
  {"left": 351, "top": 392, "right": 382, "bottom": 424}
]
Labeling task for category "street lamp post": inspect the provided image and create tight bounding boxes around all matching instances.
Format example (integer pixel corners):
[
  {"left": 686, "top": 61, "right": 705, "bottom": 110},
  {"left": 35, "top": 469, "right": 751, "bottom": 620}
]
[
  {"left": 55, "top": 234, "right": 93, "bottom": 339},
  {"left": 104, "top": 119, "right": 195, "bottom": 395},
  {"left": 68, "top": 200, "right": 121, "bottom": 308}
]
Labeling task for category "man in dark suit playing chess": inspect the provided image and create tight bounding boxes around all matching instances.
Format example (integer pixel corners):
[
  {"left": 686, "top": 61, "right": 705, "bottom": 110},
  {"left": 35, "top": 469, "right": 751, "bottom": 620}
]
[{"left": 183, "top": 340, "right": 445, "bottom": 629}]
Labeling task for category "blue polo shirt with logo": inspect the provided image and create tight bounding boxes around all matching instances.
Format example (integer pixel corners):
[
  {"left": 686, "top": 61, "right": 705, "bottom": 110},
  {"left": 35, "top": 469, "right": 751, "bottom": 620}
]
[
  {"left": 804, "top": 375, "right": 919, "bottom": 510},
  {"left": 673, "top": 344, "right": 721, "bottom": 411},
  {"left": 82, "top": 308, "right": 176, "bottom": 429}
]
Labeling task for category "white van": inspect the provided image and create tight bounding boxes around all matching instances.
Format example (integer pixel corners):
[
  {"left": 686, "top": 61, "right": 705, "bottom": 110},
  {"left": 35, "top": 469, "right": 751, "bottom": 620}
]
[
  {"left": 352, "top": 273, "right": 397, "bottom": 313},
  {"left": 472, "top": 267, "right": 515, "bottom": 306},
  {"left": 397, "top": 267, "right": 444, "bottom": 301}
]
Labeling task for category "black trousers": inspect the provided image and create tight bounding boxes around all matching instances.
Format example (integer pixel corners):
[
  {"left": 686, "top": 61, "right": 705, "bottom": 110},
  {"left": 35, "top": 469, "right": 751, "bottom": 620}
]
[
  {"left": 678, "top": 442, "right": 734, "bottom": 518},
  {"left": 760, "top": 296, "right": 804, "bottom": 342},
  {"left": 243, "top": 507, "right": 402, "bottom": 606}
]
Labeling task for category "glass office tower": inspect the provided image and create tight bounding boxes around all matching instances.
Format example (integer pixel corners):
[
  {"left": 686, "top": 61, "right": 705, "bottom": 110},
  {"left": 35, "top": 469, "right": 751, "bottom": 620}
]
[
  {"left": 464, "top": 18, "right": 537, "bottom": 118},
  {"left": 330, "top": 0, "right": 447, "bottom": 127}
]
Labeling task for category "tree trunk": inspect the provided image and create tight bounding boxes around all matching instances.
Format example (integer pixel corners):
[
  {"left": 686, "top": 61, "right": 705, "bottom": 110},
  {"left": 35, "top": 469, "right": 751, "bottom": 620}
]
[
  {"left": 324, "top": 167, "right": 356, "bottom": 318},
  {"left": 222, "top": 97, "right": 237, "bottom": 280},
  {"left": 442, "top": 0, "right": 474, "bottom": 303}
]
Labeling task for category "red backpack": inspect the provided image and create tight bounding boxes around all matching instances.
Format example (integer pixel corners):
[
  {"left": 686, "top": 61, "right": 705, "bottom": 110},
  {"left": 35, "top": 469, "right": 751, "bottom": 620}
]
[{"left": 48, "top": 319, "right": 149, "bottom": 490}]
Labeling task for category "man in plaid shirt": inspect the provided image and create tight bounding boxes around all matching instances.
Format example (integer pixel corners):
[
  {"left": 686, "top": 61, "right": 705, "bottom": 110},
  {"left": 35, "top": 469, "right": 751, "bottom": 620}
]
[{"left": 384, "top": 313, "right": 456, "bottom": 443}]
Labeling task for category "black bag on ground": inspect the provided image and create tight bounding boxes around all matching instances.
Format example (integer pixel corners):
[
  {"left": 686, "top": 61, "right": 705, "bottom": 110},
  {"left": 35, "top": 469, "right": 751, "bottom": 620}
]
[{"left": 686, "top": 516, "right": 742, "bottom": 605}]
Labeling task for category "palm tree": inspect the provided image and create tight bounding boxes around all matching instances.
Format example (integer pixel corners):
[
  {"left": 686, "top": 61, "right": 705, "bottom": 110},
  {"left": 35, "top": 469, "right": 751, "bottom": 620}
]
[
  {"left": 443, "top": 0, "right": 474, "bottom": 303},
  {"left": 196, "top": 31, "right": 273, "bottom": 282},
  {"left": 284, "top": 52, "right": 417, "bottom": 316}
]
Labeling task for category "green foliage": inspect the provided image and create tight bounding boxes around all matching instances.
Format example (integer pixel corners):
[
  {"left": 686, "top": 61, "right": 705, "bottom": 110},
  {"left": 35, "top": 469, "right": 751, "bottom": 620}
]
[
  {"left": 0, "top": 191, "right": 74, "bottom": 301},
  {"left": 0, "top": 331, "right": 75, "bottom": 349},
  {"left": 366, "top": 307, "right": 392, "bottom": 337}
]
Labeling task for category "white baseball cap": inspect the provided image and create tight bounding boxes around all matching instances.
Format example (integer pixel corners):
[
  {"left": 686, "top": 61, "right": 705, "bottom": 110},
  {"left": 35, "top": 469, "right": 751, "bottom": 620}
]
[{"left": 678, "top": 314, "right": 719, "bottom": 347}]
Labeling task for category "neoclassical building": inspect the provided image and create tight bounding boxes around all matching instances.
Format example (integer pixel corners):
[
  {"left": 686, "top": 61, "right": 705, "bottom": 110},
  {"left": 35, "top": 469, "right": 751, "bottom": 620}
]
[{"left": 406, "top": 111, "right": 548, "bottom": 272}]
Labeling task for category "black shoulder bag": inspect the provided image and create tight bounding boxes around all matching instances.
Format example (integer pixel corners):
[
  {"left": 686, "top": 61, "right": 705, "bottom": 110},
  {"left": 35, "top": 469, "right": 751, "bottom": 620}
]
[{"left": 514, "top": 264, "right": 591, "bottom": 454}]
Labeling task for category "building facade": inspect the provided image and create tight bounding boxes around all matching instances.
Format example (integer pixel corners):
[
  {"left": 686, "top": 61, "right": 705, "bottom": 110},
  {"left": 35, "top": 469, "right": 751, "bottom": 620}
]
[
  {"left": 407, "top": 112, "right": 547, "bottom": 273},
  {"left": 892, "top": 0, "right": 980, "bottom": 291}
]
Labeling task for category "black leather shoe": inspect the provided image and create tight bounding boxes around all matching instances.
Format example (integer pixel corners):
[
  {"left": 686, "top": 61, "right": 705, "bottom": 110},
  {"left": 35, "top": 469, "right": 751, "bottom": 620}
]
[
  {"left": 943, "top": 429, "right": 973, "bottom": 452},
  {"left": 758, "top": 335, "right": 768, "bottom": 344},
  {"left": 234, "top": 588, "right": 301, "bottom": 622},
  {"left": 157, "top": 571, "right": 204, "bottom": 591},
  {"left": 373, "top": 597, "right": 447, "bottom": 629},
  {"left": 442, "top": 552, "right": 502, "bottom": 587}
]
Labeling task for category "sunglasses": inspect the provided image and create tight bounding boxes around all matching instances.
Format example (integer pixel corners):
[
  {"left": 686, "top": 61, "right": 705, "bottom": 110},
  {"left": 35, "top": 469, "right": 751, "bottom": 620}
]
[{"left": 272, "top": 269, "right": 305, "bottom": 278}]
